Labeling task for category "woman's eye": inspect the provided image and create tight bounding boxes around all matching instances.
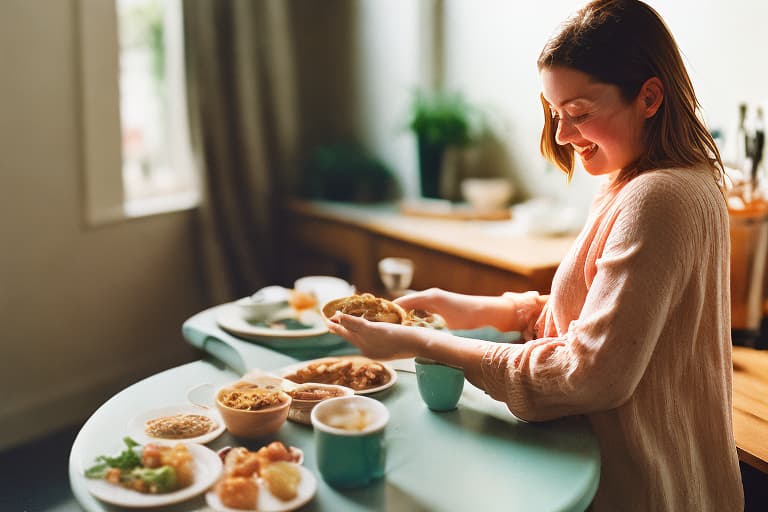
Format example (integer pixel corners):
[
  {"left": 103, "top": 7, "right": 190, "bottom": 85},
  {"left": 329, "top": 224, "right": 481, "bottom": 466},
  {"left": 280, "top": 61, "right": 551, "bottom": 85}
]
[{"left": 570, "top": 113, "right": 590, "bottom": 124}]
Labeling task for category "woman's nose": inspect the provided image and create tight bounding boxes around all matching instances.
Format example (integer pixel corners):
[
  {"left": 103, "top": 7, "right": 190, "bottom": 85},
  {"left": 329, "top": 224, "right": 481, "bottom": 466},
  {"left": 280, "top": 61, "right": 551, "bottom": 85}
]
[{"left": 555, "top": 117, "right": 577, "bottom": 146}]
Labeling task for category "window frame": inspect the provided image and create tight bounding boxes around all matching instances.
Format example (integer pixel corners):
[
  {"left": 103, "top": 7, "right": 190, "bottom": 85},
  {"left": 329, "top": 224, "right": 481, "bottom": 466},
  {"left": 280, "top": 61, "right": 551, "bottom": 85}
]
[{"left": 76, "top": 0, "right": 197, "bottom": 226}]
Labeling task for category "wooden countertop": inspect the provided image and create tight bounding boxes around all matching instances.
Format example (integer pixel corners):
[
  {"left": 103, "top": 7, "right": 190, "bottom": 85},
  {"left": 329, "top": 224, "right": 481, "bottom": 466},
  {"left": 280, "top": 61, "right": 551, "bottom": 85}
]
[
  {"left": 733, "top": 346, "right": 768, "bottom": 473},
  {"left": 286, "top": 200, "right": 577, "bottom": 281}
]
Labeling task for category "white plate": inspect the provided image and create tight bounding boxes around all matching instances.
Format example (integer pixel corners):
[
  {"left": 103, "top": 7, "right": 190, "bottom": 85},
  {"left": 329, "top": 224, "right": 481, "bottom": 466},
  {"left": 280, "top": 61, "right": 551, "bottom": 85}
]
[
  {"left": 206, "top": 464, "right": 317, "bottom": 512},
  {"left": 126, "top": 404, "right": 226, "bottom": 445},
  {"left": 84, "top": 443, "right": 223, "bottom": 508},
  {"left": 277, "top": 356, "right": 397, "bottom": 395},
  {"left": 216, "top": 302, "right": 330, "bottom": 341}
]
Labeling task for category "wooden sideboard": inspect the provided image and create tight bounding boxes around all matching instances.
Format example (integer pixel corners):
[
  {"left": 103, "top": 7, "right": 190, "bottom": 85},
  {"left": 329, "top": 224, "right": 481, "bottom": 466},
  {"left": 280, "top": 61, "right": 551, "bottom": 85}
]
[{"left": 279, "top": 200, "right": 576, "bottom": 295}]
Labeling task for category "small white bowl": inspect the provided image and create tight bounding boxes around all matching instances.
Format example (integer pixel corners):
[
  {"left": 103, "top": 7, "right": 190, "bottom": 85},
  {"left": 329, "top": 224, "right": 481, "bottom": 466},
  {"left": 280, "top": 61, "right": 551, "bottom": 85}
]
[
  {"left": 294, "top": 276, "right": 355, "bottom": 307},
  {"left": 461, "top": 178, "right": 513, "bottom": 211},
  {"left": 235, "top": 286, "right": 291, "bottom": 320}
]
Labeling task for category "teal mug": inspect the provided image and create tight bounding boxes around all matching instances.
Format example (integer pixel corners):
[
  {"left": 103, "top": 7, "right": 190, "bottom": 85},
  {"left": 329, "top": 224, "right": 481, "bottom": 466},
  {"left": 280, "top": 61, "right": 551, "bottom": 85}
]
[
  {"left": 415, "top": 357, "right": 465, "bottom": 411},
  {"left": 311, "top": 395, "right": 389, "bottom": 488}
]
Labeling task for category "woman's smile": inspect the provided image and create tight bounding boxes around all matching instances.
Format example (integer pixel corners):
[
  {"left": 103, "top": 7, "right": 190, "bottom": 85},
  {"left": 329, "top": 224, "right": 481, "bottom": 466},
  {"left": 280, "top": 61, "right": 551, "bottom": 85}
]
[{"left": 574, "top": 143, "right": 598, "bottom": 161}]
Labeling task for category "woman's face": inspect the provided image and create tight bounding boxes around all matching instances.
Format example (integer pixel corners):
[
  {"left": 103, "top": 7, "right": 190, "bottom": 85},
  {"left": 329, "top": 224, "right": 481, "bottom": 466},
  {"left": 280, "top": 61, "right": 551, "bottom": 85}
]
[{"left": 540, "top": 66, "right": 647, "bottom": 177}]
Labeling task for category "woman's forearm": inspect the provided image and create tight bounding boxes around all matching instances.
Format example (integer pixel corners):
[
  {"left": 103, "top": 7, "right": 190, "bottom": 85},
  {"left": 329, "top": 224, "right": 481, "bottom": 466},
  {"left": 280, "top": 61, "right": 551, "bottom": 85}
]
[{"left": 411, "top": 328, "right": 491, "bottom": 391}]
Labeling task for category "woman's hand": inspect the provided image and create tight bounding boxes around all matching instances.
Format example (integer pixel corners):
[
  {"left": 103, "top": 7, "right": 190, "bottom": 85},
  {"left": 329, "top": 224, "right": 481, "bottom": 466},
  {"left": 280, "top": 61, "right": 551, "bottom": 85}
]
[
  {"left": 396, "top": 288, "right": 547, "bottom": 333},
  {"left": 394, "top": 288, "right": 475, "bottom": 329},
  {"left": 326, "top": 312, "right": 426, "bottom": 360}
]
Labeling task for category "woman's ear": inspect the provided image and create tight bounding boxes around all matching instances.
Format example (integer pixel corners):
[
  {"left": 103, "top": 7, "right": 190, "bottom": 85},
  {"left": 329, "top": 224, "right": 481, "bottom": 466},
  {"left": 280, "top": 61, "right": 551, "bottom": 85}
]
[{"left": 639, "top": 77, "right": 663, "bottom": 119}]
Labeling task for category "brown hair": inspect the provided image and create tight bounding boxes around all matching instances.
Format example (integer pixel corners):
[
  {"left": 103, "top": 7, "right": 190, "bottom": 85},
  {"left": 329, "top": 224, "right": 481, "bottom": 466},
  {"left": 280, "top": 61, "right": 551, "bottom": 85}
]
[{"left": 538, "top": 0, "right": 723, "bottom": 186}]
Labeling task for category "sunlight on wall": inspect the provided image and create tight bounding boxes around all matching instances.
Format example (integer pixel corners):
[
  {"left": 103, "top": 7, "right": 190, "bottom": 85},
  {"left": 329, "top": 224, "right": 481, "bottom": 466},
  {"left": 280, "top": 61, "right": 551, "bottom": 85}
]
[
  {"left": 441, "top": 0, "right": 768, "bottom": 212},
  {"left": 355, "top": 0, "right": 424, "bottom": 199},
  {"left": 353, "top": 0, "right": 768, "bottom": 214}
]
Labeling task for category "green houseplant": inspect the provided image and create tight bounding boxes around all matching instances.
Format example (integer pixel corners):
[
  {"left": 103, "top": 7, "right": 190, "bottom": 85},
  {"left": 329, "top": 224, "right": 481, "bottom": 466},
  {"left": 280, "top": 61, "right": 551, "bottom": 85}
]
[
  {"left": 301, "top": 143, "right": 399, "bottom": 202},
  {"left": 407, "top": 90, "right": 477, "bottom": 199}
]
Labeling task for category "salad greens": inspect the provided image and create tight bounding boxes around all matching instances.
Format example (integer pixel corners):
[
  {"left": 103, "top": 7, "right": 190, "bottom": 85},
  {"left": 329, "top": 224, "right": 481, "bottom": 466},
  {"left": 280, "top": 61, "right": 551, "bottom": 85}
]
[
  {"left": 84, "top": 437, "right": 180, "bottom": 494},
  {"left": 85, "top": 437, "right": 141, "bottom": 478},
  {"left": 128, "top": 466, "right": 177, "bottom": 493}
]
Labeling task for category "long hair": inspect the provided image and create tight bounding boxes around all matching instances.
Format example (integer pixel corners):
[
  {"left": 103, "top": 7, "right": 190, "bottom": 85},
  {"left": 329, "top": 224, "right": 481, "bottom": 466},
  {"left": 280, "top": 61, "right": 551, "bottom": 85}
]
[{"left": 538, "top": 0, "right": 723, "bottom": 187}]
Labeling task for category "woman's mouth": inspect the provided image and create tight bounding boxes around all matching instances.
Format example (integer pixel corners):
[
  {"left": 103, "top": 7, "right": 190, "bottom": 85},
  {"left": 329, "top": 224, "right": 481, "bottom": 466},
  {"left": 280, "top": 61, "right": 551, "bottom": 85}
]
[{"left": 574, "top": 143, "right": 598, "bottom": 161}]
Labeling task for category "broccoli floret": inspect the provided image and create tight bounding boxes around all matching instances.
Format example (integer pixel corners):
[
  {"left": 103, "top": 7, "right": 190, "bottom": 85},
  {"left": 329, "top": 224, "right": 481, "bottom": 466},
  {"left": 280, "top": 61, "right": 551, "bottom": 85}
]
[{"left": 130, "top": 465, "right": 177, "bottom": 493}]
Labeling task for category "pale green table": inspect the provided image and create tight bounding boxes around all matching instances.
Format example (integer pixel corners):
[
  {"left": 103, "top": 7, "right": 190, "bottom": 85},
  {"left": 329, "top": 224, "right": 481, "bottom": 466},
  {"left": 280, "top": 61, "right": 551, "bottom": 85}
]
[{"left": 68, "top": 306, "right": 600, "bottom": 512}]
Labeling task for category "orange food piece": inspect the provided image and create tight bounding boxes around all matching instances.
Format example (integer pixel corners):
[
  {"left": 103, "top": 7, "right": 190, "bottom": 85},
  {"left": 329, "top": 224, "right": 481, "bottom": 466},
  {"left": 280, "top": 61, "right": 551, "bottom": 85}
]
[
  {"left": 217, "top": 476, "right": 259, "bottom": 509},
  {"left": 289, "top": 290, "right": 317, "bottom": 310}
]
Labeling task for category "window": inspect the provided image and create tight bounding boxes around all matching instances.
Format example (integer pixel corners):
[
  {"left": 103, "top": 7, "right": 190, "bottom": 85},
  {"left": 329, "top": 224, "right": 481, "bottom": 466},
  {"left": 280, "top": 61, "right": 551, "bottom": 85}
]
[{"left": 78, "top": 0, "right": 197, "bottom": 225}]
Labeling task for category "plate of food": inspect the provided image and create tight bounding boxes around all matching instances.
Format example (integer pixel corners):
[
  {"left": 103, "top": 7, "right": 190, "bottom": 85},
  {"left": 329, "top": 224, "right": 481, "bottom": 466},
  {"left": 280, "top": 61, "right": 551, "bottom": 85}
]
[
  {"left": 126, "top": 404, "right": 225, "bottom": 445},
  {"left": 207, "top": 442, "right": 316, "bottom": 512},
  {"left": 322, "top": 293, "right": 446, "bottom": 329},
  {"left": 82, "top": 437, "right": 222, "bottom": 507},
  {"left": 217, "top": 300, "right": 328, "bottom": 339},
  {"left": 278, "top": 355, "right": 397, "bottom": 395}
]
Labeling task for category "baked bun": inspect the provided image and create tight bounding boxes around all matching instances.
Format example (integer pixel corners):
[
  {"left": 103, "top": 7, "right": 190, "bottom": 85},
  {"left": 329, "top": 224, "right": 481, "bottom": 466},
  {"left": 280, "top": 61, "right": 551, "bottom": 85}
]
[{"left": 322, "top": 293, "right": 407, "bottom": 324}]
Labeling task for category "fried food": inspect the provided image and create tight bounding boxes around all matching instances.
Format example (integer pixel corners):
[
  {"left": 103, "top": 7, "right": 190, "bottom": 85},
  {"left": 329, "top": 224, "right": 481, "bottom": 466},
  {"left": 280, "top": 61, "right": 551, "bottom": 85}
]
[
  {"left": 323, "top": 293, "right": 406, "bottom": 324},
  {"left": 223, "top": 447, "right": 262, "bottom": 477},
  {"left": 283, "top": 357, "right": 391, "bottom": 391},
  {"left": 217, "top": 476, "right": 259, "bottom": 509},
  {"left": 217, "top": 442, "right": 303, "bottom": 506}
]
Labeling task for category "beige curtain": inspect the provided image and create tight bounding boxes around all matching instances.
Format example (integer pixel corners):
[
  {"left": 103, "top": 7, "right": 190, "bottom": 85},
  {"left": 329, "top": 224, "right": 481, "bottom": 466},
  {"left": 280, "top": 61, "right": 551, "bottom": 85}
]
[{"left": 183, "top": 0, "right": 300, "bottom": 304}]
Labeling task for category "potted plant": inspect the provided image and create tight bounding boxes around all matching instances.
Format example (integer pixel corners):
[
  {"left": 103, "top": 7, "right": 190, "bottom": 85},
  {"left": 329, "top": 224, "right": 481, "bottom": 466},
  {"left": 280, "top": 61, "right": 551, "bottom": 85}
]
[
  {"left": 407, "top": 90, "right": 478, "bottom": 199},
  {"left": 301, "top": 143, "right": 399, "bottom": 202}
]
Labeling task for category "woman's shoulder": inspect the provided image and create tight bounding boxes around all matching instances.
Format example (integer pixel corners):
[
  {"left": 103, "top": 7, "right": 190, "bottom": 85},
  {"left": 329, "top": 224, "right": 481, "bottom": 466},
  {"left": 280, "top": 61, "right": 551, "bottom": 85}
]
[
  {"left": 610, "top": 167, "right": 727, "bottom": 237},
  {"left": 618, "top": 167, "right": 723, "bottom": 210}
]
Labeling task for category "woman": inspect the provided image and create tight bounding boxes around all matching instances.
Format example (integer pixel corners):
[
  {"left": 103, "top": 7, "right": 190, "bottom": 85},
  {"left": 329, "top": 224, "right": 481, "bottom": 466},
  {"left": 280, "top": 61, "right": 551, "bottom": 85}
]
[{"left": 327, "top": 0, "right": 743, "bottom": 510}]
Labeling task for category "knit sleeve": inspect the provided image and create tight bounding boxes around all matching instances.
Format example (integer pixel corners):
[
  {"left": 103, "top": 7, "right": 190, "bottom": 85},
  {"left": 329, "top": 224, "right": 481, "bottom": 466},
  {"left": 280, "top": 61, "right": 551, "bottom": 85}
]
[{"left": 481, "top": 175, "right": 699, "bottom": 421}]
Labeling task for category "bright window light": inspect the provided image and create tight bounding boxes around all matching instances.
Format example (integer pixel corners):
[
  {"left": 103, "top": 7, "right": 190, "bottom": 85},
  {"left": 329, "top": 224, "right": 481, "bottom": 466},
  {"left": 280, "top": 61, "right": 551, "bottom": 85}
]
[{"left": 116, "top": 0, "right": 198, "bottom": 216}]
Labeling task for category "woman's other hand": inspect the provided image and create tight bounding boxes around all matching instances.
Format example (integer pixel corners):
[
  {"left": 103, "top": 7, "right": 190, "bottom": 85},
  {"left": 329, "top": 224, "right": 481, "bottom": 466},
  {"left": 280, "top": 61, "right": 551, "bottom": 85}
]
[
  {"left": 326, "top": 312, "right": 425, "bottom": 360},
  {"left": 395, "top": 288, "right": 546, "bottom": 333}
]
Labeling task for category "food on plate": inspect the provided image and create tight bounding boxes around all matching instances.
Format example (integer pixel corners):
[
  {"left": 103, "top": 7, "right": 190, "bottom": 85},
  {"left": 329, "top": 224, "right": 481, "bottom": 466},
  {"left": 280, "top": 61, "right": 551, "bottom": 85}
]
[
  {"left": 261, "top": 461, "right": 301, "bottom": 501},
  {"left": 144, "top": 413, "right": 218, "bottom": 440},
  {"left": 217, "top": 383, "right": 288, "bottom": 411},
  {"left": 283, "top": 357, "right": 391, "bottom": 391},
  {"left": 216, "top": 442, "right": 304, "bottom": 508},
  {"left": 217, "top": 476, "right": 260, "bottom": 509},
  {"left": 287, "top": 384, "right": 348, "bottom": 401},
  {"left": 403, "top": 308, "right": 447, "bottom": 329},
  {"left": 84, "top": 437, "right": 193, "bottom": 494},
  {"left": 289, "top": 289, "right": 317, "bottom": 311},
  {"left": 323, "top": 293, "right": 406, "bottom": 324}
]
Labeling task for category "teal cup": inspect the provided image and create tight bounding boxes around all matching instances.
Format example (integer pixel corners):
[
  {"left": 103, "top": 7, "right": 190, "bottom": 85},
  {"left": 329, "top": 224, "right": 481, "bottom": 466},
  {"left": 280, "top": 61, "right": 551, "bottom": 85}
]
[
  {"left": 311, "top": 395, "right": 389, "bottom": 488},
  {"left": 415, "top": 357, "right": 465, "bottom": 411}
]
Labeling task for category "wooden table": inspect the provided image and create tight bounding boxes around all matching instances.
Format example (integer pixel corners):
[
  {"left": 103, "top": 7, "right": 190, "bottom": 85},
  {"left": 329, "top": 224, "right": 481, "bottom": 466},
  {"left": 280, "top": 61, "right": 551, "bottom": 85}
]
[{"left": 732, "top": 346, "right": 768, "bottom": 473}]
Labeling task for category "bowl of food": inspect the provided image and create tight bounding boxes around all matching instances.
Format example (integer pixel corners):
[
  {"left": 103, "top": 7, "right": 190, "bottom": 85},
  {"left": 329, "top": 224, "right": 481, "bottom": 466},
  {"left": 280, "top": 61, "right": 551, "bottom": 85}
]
[
  {"left": 286, "top": 383, "right": 355, "bottom": 425},
  {"left": 215, "top": 381, "right": 292, "bottom": 438},
  {"left": 294, "top": 276, "right": 355, "bottom": 308},
  {"left": 321, "top": 293, "right": 407, "bottom": 324}
]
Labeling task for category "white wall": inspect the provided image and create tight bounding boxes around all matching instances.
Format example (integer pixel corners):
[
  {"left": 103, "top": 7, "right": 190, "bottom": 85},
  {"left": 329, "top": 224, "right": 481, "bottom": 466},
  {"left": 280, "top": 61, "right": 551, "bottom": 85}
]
[
  {"left": 352, "top": 0, "right": 768, "bottom": 213},
  {"left": 0, "top": 0, "right": 208, "bottom": 449},
  {"left": 441, "top": 0, "right": 768, "bottom": 209}
]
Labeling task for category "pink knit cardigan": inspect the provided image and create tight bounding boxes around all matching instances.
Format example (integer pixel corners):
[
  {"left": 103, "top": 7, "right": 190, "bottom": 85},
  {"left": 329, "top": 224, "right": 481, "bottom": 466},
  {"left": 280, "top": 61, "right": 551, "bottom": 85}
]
[{"left": 481, "top": 168, "right": 743, "bottom": 511}]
